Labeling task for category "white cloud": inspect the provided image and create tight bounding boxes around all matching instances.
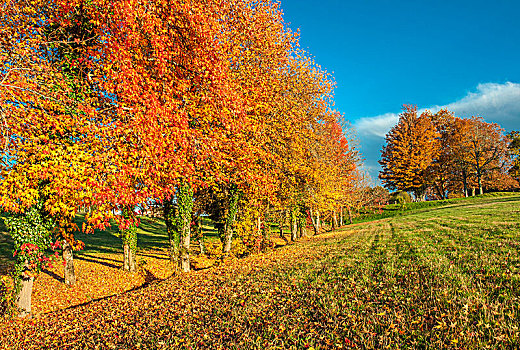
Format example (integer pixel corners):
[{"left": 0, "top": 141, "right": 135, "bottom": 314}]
[
  {"left": 354, "top": 112, "right": 399, "bottom": 138},
  {"left": 353, "top": 81, "right": 520, "bottom": 182},
  {"left": 443, "top": 82, "right": 520, "bottom": 130},
  {"left": 355, "top": 82, "right": 520, "bottom": 138}
]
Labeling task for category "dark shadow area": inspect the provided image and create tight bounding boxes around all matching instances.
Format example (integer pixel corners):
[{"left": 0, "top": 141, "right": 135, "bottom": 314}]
[
  {"left": 42, "top": 268, "right": 65, "bottom": 283},
  {"left": 0, "top": 213, "right": 14, "bottom": 275},
  {"left": 74, "top": 255, "right": 120, "bottom": 269},
  {"left": 138, "top": 252, "right": 170, "bottom": 261},
  {"left": 137, "top": 232, "right": 169, "bottom": 251},
  {"left": 76, "top": 253, "right": 122, "bottom": 264},
  {"left": 142, "top": 268, "right": 160, "bottom": 284}
]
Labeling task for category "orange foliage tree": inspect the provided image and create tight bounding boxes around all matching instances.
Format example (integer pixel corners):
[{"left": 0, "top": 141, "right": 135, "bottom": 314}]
[
  {"left": 379, "top": 105, "right": 441, "bottom": 200},
  {"left": 463, "top": 117, "right": 512, "bottom": 195},
  {"left": 508, "top": 131, "right": 520, "bottom": 183},
  {"left": 1, "top": 0, "right": 363, "bottom": 316},
  {"left": 0, "top": 0, "right": 114, "bottom": 313},
  {"left": 380, "top": 107, "right": 517, "bottom": 199}
]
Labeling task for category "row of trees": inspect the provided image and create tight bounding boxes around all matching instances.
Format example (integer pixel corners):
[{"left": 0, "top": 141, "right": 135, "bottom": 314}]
[
  {"left": 379, "top": 105, "right": 518, "bottom": 199},
  {"left": 0, "top": 0, "right": 361, "bottom": 316}
]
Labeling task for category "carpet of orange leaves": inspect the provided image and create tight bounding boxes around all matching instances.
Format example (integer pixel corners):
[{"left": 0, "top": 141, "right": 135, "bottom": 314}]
[{"left": 22, "top": 249, "right": 175, "bottom": 314}]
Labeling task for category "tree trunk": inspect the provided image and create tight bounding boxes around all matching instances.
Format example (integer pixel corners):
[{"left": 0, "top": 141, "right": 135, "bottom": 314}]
[
  {"left": 123, "top": 242, "right": 137, "bottom": 272},
  {"left": 257, "top": 215, "right": 262, "bottom": 238},
  {"left": 123, "top": 243, "right": 129, "bottom": 271},
  {"left": 222, "top": 224, "right": 233, "bottom": 254},
  {"left": 16, "top": 265, "right": 34, "bottom": 318},
  {"left": 339, "top": 208, "right": 343, "bottom": 227},
  {"left": 163, "top": 198, "right": 179, "bottom": 267},
  {"left": 316, "top": 210, "right": 320, "bottom": 234},
  {"left": 179, "top": 223, "right": 190, "bottom": 272},
  {"left": 222, "top": 185, "right": 240, "bottom": 256},
  {"left": 462, "top": 169, "right": 468, "bottom": 197},
  {"left": 121, "top": 206, "right": 138, "bottom": 273},
  {"left": 298, "top": 215, "right": 306, "bottom": 238},
  {"left": 332, "top": 210, "right": 338, "bottom": 230},
  {"left": 290, "top": 208, "right": 298, "bottom": 241},
  {"left": 472, "top": 187, "right": 476, "bottom": 196},
  {"left": 62, "top": 240, "right": 76, "bottom": 285},
  {"left": 310, "top": 209, "right": 317, "bottom": 235},
  {"left": 197, "top": 218, "right": 206, "bottom": 255},
  {"left": 478, "top": 171, "right": 483, "bottom": 195},
  {"left": 348, "top": 207, "right": 353, "bottom": 224},
  {"left": 278, "top": 211, "right": 288, "bottom": 243},
  {"left": 177, "top": 182, "right": 193, "bottom": 272},
  {"left": 434, "top": 182, "right": 445, "bottom": 199},
  {"left": 262, "top": 218, "right": 268, "bottom": 241}
]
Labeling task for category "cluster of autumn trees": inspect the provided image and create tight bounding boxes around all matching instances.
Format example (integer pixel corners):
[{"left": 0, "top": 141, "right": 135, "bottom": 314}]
[
  {"left": 0, "top": 0, "right": 362, "bottom": 315},
  {"left": 380, "top": 105, "right": 519, "bottom": 200}
]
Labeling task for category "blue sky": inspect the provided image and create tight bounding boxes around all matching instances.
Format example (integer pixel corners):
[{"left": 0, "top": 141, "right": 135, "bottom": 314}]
[{"left": 279, "top": 0, "right": 520, "bottom": 182}]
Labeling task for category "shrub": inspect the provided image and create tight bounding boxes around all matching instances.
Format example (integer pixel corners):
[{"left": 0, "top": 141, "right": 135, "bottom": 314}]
[{"left": 389, "top": 191, "right": 412, "bottom": 204}]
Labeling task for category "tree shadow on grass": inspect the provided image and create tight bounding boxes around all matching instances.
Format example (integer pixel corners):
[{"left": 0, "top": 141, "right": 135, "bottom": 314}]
[
  {"left": 61, "top": 268, "right": 162, "bottom": 314},
  {"left": 74, "top": 255, "right": 121, "bottom": 269},
  {"left": 42, "top": 269, "right": 65, "bottom": 283},
  {"left": 78, "top": 253, "right": 122, "bottom": 264},
  {"left": 138, "top": 252, "right": 170, "bottom": 261}
]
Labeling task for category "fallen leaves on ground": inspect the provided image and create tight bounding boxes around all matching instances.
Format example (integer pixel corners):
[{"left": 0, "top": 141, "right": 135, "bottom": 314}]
[
  {"left": 0, "top": 197, "right": 519, "bottom": 349},
  {"left": 7, "top": 248, "right": 174, "bottom": 315}
]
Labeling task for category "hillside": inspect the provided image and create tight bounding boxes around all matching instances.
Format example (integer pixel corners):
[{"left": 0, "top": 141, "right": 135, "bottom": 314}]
[{"left": 1, "top": 194, "right": 519, "bottom": 349}]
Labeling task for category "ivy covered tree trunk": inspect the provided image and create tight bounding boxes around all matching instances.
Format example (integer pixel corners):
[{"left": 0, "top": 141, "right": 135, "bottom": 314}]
[
  {"left": 121, "top": 207, "right": 137, "bottom": 272},
  {"left": 122, "top": 233, "right": 137, "bottom": 272},
  {"left": 4, "top": 199, "right": 57, "bottom": 318},
  {"left": 163, "top": 183, "right": 193, "bottom": 272},
  {"left": 62, "top": 240, "right": 76, "bottom": 285},
  {"left": 222, "top": 184, "right": 240, "bottom": 255},
  {"left": 298, "top": 212, "right": 306, "bottom": 238},
  {"left": 177, "top": 182, "right": 193, "bottom": 272}
]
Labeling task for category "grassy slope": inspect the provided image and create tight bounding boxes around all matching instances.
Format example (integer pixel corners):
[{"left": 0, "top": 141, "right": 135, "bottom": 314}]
[
  {"left": 1, "top": 194, "right": 519, "bottom": 349},
  {"left": 0, "top": 214, "right": 220, "bottom": 272},
  {"left": 352, "top": 191, "right": 519, "bottom": 224}
]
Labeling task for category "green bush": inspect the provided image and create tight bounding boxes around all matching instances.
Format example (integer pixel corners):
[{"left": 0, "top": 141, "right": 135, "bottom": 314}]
[{"left": 389, "top": 191, "right": 412, "bottom": 204}]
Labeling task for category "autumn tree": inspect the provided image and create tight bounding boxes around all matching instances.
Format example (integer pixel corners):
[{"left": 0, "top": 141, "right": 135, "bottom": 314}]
[
  {"left": 379, "top": 105, "right": 440, "bottom": 200},
  {"left": 425, "top": 109, "right": 457, "bottom": 199},
  {"left": 0, "top": 0, "right": 116, "bottom": 291},
  {"left": 62, "top": 0, "right": 241, "bottom": 272},
  {"left": 460, "top": 117, "right": 509, "bottom": 195},
  {"left": 508, "top": 131, "right": 520, "bottom": 183}
]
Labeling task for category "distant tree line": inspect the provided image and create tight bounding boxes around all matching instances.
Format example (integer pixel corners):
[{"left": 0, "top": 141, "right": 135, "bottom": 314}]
[{"left": 379, "top": 105, "right": 519, "bottom": 200}]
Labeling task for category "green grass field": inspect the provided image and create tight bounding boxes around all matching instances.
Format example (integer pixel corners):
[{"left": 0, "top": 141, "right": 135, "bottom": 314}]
[
  {"left": 1, "top": 194, "right": 519, "bottom": 349},
  {"left": 0, "top": 214, "right": 221, "bottom": 272},
  {"left": 352, "top": 191, "right": 519, "bottom": 224}
]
